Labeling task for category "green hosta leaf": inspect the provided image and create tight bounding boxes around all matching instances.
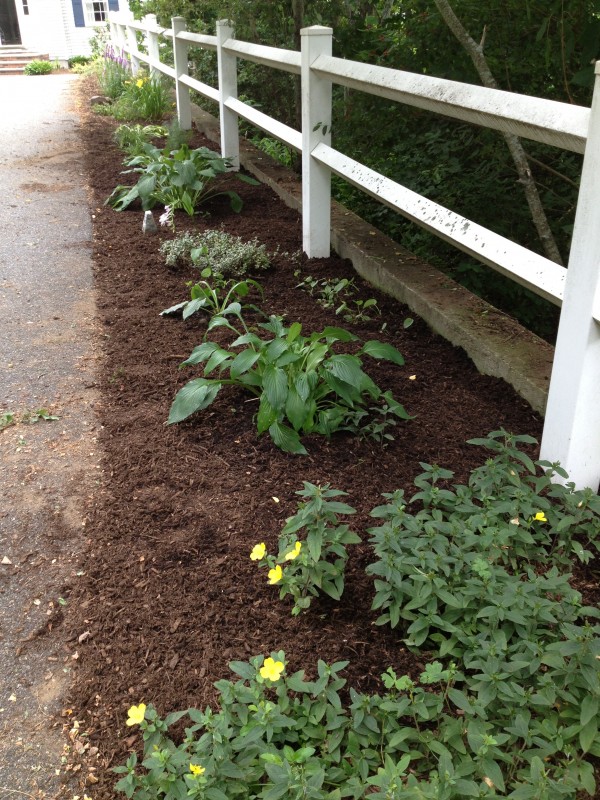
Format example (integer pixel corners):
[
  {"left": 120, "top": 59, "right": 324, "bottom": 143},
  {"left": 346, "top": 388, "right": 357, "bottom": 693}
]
[
  {"left": 269, "top": 420, "right": 307, "bottom": 455},
  {"left": 182, "top": 297, "right": 207, "bottom": 320},
  {"left": 305, "top": 343, "right": 329, "bottom": 372},
  {"left": 230, "top": 348, "right": 261, "bottom": 379},
  {"left": 168, "top": 379, "right": 220, "bottom": 423},
  {"left": 182, "top": 341, "right": 220, "bottom": 366},
  {"left": 160, "top": 300, "right": 187, "bottom": 316},
  {"left": 360, "top": 340, "right": 405, "bottom": 366},
  {"left": 263, "top": 365, "right": 289, "bottom": 409},
  {"left": 326, "top": 354, "right": 366, "bottom": 387},
  {"left": 257, "top": 396, "right": 277, "bottom": 434},
  {"left": 265, "top": 338, "right": 290, "bottom": 362},
  {"left": 136, "top": 174, "right": 157, "bottom": 209},
  {"left": 226, "top": 190, "right": 243, "bottom": 213},
  {"left": 318, "top": 326, "right": 358, "bottom": 343},
  {"left": 287, "top": 322, "right": 302, "bottom": 342},
  {"left": 236, "top": 173, "right": 260, "bottom": 185},
  {"left": 285, "top": 386, "right": 308, "bottom": 431},
  {"left": 204, "top": 348, "right": 232, "bottom": 375}
]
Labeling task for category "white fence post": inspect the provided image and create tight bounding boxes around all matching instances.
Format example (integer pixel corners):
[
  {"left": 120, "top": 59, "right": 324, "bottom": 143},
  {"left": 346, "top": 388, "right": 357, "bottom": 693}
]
[
  {"left": 540, "top": 62, "right": 600, "bottom": 490},
  {"left": 126, "top": 23, "right": 140, "bottom": 74},
  {"left": 172, "top": 16, "right": 192, "bottom": 130},
  {"left": 145, "top": 14, "right": 160, "bottom": 80},
  {"left": 217, "top": 20, "right": 239, "bottom": 170},
  {"left": 301, "top": 26, "right": 332, "bottom": 258}
]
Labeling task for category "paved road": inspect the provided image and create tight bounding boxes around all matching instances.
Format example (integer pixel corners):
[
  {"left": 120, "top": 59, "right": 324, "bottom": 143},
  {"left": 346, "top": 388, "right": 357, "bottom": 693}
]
[{"left": 0, "top": 73, "right": 99, "bottom": 799}]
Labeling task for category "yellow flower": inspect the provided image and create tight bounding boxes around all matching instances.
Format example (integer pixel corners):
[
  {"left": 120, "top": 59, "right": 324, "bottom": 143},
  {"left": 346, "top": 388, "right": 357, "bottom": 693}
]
[
  {"left": 259, "top": 657, "right": 285, "bottom": 681},
  {"left": 189, "top": 763, "right": 205, "bottom": 776},
  {"left": 268, "top": 564, "right": 283, "bottom": 584},
  {"left": 250, "top": 542, "right": 267, "bottom": 561},
  {"left": 136, "top": 78, "right": 144, "bottom": 88},
  {"left": 534, "top": 511, "right": 548, "bottom": 523},
  {"left": 126, "top": 703, "right": 146, "bottom": 726},
  {"left": 284, "top": 541, "right": 302, "bottom": 561}
]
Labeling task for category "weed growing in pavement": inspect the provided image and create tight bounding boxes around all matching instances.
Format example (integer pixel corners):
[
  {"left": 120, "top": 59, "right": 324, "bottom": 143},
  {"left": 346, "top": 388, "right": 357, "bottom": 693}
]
[
  {"left": 0, "top": 409, "right": 58, "bottom": 430},
  {"left": 0, "top": 412, "right": 15, "bottom": 431},
  {"left": 168, "top": 311, "right": 410, "bottom": 454},
  {"left": 106, "top": 144, "right": 257, "bottom": 218},
  {"left": 250, "top": 483, "right": 360, "bottom": 614}
]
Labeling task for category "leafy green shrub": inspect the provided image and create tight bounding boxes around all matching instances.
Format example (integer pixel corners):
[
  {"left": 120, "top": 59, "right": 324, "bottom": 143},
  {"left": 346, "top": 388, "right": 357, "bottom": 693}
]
[
  {"left": 168, "top": 313, "right": 410, "bottom": 454},
  {"left": 114, "top": 123, "right": 168, "bottom": 156},
  {"left": 106, "top": 144, "right": 255, "bottom": 216},
  {"left": 160, "top": 229, "right": 271, "bottom": 277},
  {"left": 250, "top": 483, "right": 360, "bottom": 614},
  {"left": 109, "top": 73, "right": 172, "bottom": 122},
  {"left": 115, "top": 650, "right": 599, "bottom": 799},
  {"left": 24, "top": 60, "right": 53, "bottom": 75},
  {"left": 68, "top": 55, "right": 91, "bottom": 68}
]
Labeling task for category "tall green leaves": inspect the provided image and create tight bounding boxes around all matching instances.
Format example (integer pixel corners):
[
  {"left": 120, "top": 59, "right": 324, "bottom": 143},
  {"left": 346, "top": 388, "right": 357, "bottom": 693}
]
[{"left": 168, "top": 312, "right": 410, "bottom": 453}]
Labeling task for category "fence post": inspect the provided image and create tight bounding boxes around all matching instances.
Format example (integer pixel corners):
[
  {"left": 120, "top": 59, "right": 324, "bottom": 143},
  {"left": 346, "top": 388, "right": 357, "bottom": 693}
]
[
  {"left": 126, "top": 23, "right": 140, "bottom": 74},
  {"left": 216, "top": 20, "right": 239, "bottom": 170},
  {"left": 540, "top": 62, "right": 600, "bottom": 490},
  {"left": 172, "top": 16, "right": 191, "bottom": 130},
  {"left": 145, "top": 14, "right": 160, "bottom": 80},
  {"left": 301, "top": 26, "right": 332, "bottom": 258}
]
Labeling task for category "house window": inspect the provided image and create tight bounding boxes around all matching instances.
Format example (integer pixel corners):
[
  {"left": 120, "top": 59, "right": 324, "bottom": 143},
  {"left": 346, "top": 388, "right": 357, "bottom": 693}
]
[
  {"left": 22, "top": 0, "right": 29, "bottom": 14},
  {"left": 84, "top": 0, "right": 108, "bottom": 24}
]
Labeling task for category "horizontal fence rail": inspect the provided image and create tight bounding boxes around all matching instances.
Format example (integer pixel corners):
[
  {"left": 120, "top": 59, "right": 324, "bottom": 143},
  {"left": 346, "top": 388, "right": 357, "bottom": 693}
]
[{"left": 107, "top": 12, "right": 600, "bottom": 491}]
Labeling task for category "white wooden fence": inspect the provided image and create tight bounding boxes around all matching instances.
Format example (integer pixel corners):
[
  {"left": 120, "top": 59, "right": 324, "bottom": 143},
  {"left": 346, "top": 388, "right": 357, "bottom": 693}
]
[{"left": 108, "top": 12, "right": 600, "bottom": 491}]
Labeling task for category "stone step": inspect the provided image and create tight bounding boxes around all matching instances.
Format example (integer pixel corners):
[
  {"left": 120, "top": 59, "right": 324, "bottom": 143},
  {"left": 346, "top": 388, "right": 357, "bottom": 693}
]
[{"left": 0, "top": 50, "right": 50, "bottom": 73}]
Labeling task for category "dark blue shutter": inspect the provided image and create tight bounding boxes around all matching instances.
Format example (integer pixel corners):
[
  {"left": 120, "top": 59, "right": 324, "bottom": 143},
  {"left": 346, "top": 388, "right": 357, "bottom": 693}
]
[
  {"left": 72, "top": 0, "right": 84, "bottom": 27},
  {"left": 108, "top": 0, "right": 119, "bottom": 10}
]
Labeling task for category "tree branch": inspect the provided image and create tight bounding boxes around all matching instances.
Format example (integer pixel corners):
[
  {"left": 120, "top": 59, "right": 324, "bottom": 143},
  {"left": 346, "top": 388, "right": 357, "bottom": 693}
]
[{"left": 433, "top": 0, "right": 564, "bottom": 265}]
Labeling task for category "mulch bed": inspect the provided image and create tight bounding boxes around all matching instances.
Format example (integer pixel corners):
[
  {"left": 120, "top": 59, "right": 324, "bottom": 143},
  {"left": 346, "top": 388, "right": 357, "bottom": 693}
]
[{"left": 62, "top": 78, "right": 566, "bottom": 797}]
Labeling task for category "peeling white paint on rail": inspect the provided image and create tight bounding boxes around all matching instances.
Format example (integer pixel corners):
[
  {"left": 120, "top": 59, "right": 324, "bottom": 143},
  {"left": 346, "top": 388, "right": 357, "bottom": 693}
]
[
  {"left": 313, "top": 56, "right": 589, "bottom": 154},
  {"left": 223, "top": 39, "right": 301, "bottom": 74},
  {"left": 312, "top": 143, "right": 567, "bottom": 305}
]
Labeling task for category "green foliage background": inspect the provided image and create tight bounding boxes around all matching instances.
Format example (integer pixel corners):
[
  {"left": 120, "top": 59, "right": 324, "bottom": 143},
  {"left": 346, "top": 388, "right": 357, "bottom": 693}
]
[{"left": 129, "top": 0, "right": 599, "bottom": 339}]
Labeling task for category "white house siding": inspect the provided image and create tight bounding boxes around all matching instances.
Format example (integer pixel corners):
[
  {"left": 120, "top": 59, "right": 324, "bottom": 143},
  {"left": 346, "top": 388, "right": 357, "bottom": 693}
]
[{"left": 14, "top": 0, "right": 130, "bottom": 62}]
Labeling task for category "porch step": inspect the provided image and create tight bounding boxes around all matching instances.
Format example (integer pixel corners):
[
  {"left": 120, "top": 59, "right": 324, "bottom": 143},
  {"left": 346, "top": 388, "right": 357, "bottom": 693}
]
[{"left": 0, "top": 47, "right": 49, "bottom": 74}]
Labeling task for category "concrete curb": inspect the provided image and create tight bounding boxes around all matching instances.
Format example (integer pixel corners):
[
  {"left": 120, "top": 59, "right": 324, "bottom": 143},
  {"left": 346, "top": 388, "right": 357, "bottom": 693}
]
[{"left": 191, "top": 105, "right": 553, "bottom": 416}]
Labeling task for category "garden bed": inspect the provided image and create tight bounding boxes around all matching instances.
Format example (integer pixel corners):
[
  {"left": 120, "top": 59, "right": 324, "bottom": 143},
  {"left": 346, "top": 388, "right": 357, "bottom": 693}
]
[{"left": 62, "top": 79, "right": 599, "bottom": 798}]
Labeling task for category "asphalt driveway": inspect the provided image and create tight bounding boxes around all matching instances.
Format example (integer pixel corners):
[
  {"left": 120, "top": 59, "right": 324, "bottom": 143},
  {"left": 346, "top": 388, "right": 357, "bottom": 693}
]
[{"left": 0, "top": 73, "right": 99, "bottom": 800}]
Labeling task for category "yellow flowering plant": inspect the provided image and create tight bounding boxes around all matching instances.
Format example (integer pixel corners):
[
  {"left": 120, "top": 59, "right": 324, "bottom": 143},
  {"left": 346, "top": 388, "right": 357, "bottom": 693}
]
[{"left": 250, "top": 482, "right": 360, "bottom": 615}]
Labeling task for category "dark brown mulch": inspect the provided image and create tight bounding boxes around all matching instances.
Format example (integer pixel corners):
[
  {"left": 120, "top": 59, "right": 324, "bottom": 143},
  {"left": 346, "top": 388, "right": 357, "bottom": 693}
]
[{"left": 63, "top": 79, "right": 554, "bottom": 797}]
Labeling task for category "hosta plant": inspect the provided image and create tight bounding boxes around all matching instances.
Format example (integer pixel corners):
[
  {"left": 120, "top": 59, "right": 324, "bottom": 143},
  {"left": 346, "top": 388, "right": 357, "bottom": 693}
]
[
  {"left": 161, "top": 270, "right": 264, "bottom": 322},
  {"left": 250, "top": 482, "right": 360, "bottom": 614},
  {"left": 168, "top": 312, "right": 411, "bottom": 454},
  {"left": 105, "top": 144, "right": 257, "bottom": 216}
]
